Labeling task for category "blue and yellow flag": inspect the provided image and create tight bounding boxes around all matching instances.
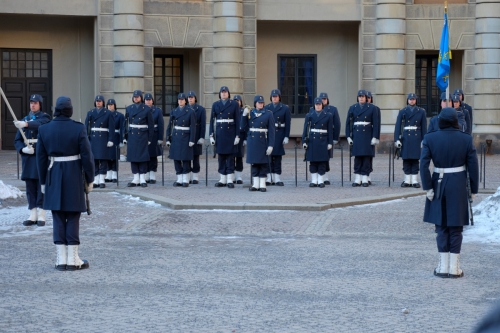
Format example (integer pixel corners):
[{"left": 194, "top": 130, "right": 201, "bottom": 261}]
[{"left": 436, "top": 12, "right": 452, "bottom": 91}]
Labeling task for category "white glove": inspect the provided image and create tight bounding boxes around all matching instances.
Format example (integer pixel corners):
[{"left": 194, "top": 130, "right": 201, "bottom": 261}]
[
  {"left": 395, "top": 140, "right": 402, "bottom": 148},
  {"left": 266, "top": 146, "right": 273, "bottom": 155},
  {"left": 148, "top": 141, "right": 151, "bottom": 145},
  {"left": 243, "top": 107, "right": 250, "bottom": 116},
  {"left": 14, "top": 121, "right": 28, "bottom": 129},
  {"left": 157, "top": 140, "right": 163, "bottom": 145},
  {"left": 197, "top": 138, "right": 204, "bottom": 145},
  {"left": 210, "top": 137, "right": 215, "bottom": 145},
  {"left": 166, "top": 141, "right": 171, "bottom": 147},
  {"left": 347, "top": 137, "right": 353, "bottom": 146},
  {"left": 333, "top": 140, "right": 338, "bottom": 144},
  {"left": 189, "top": 142, "right": 194, "bottom": 147},
  {"left": 123, "top": 139, "right": 127, "bottom": 145},
  {"left": 327, "top": 144, "right": 333, "bottom": 150},
  {"left": 371, "top": 137, "right": 379, "bottom": 145},
  {"left": 22, "top": 146, "right": 34, "bottom": 154},
  {"left": 234, "top": 137, "right": 240, "bottom": 145},
  {"left": 426, "top": 189, "right": 434, "bottom": 201},
  {"left": 303, "top": 143, "right": 308, "bottom": 149},
  {"left": 119, "top": 143, "right": 124, "bottom": 148},
  {"left": 41, "top": 185, "right": 45, "bottom": 194},
  {"left": 283, "top": 137, "right": 289, "bottom": 145},
  {"left": 471, "top": 194, "right": 476, "bottom": 201},
  {"left": 88, "top": 183, "right": 94, "bottom": 193},
  {"left": 107, "top": 141, "right": 113, "bottom": 147}
]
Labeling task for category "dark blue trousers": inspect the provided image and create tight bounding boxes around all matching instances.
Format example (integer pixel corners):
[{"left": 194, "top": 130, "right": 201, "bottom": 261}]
[
  {"left": 94, "top": 159, "right": 109, "bottom": 176},
  {"left": 435, "top": 195, "right": 463, "bottom": 253},
  {"left": 234, "top": 156, "right": 243, "bottom": 172},
  {"left": 218, "top": 154, "right": 235, "bottom": 175},
  {"left": 403, "top": 159, "right": 419, "bottom": 175},
  {"left": 25, "top": 179, "right": 43, "bottom": 209},
  {"left": 269, "top": 155, "right": 283, "bottom": 174},
  {"left": 174, "top": 160, "right": 191, "bottom": 175},
  {"left": 192, "top": 155, "right": 201, "bottom": 173},
  {"left": 251, "top": 163, "right": 269, "bottom": 177},
  {"left": 52, "top": 211, "right": 81, "bottom": 245},
  {"left": 107, "top": 160, "right": 117, "bottom": 172},
  {"left": 148, "top": 156, "right": 158, "bottom": 172},
  {"left": 309, "top": 161, "right": 327, "bottom": 175},
  {"left": 131, "top": 162, "right": 148, "bottom": 174},
  {"left": 354, "top": 156, "right": 371, "bottom": 176}
]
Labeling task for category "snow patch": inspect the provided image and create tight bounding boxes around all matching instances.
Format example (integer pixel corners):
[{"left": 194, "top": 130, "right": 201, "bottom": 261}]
[
  {"left": 0, "top": 180, "right": 24, "bottom": 200},
  {"left": 464, "top": 187, "right": 500, "bottom": 244}
]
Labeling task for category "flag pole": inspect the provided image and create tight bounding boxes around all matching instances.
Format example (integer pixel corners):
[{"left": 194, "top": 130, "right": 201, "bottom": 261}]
[{"left": 445, "top": 1, "right": 450, "bottom": 103}]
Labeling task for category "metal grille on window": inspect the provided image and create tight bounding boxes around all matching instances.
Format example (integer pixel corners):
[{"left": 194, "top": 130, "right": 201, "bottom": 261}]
[
  {"left": 415, "top": 55, "right": 440, "bottom": 117},
  {"left": 154, "top": 55, "right": 183, "bottom": 116},
  {"left": 2, "top": 51, "right": 50, "bottom": 78}
]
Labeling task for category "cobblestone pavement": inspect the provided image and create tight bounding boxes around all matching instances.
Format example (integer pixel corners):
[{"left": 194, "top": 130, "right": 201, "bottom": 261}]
[{"left": 1, "top": 190, "right": 499, "bottom": 332}]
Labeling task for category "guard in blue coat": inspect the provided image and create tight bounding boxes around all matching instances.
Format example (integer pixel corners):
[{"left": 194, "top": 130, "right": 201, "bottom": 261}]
[
  {"left": 104, "top": 99, "right": 125, "bottom": 183},
  {"left": 188, "top": 91, "right": 206, "bottom": 184},
  {"left": 394, "top": 93, "right": 427, "bottom": 188},
  {"left": 453, "top": 88, "right": 473, "bottom": 127},
  {"left": 124, "top": 90, "right": 154, "bottom": 187},
  {"left": 233, "top": 95, "right": 247, "bottom": 185},
  {"left": 14, "top": 94, "right": 51, "bottom": 226},
  {"left": 241, "top": 95, "right": 276, "bottom": 192},
  {"left": 420, "top": 107, "right": 478, "bottom": 278},
  {"left": 428, "top": 92, "right": 451, "bottom": 133},
  {"left": 36, "top": 96, "right": 95, "bottom": 271},
  {"left": 319, "top": 92, "right": 341, "bottom": 185},
  {"left": 144, "top": 93, "right": 164, "bottom": 184},
  {"left": 366, "top": 91, "right": 380, "bottom": 185},
  {"left": 451, "top": 95, "right": 471, "bottom": 135},
  {"left": 84, "top": 95, "right": 115, "bottom": 189},
  {"left": 345, "top": 90, "right": 381, "bottom": 187},
  {"left": 264, "top": 89, "right": 291, "bottom": 186},
  {"left": 166, "top": 93, "right": 196, "bottom": 187},
  {"left": 302, "top": 97, "right": 334, "bottom": 188},
  {"left": 209, "top": 86, "right": 241, "bottom": 188}
]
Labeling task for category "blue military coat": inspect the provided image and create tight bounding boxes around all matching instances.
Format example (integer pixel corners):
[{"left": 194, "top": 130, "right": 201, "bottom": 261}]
[
  {"left": 345, "top": 103, "right": 380, "bottom": 157},
  {"left": 109, "top": 111, "right": 125, "bottom": 160},
  {"left": 14, "top": 111, "right": 51, "bottom": 180},
  {"left": 463, "top": 102, "right": 473, "bottom": 125},
  {"left": 420, "top": 128, "right": 479, "bottom": 226},
  {"left": 36, "top": 116, "right": 95, "bottom": 212},
  {"left": 166, "top": 105, "right": 196, "bottom": 161},
  {"left": 209, "top": 99, "right": 241, "bottom": 155},
  {"left": 456, "top": 107, "right": 471, "bottom": 135},
  {"left": 125, "top": 103, "right": 154, "bottom": 162},
  {"left": 394, "top": 106, "right": 427, "bottom": 160},
  {"left": 427, "top": 116, "right": 438, "bottom": 133},
  {"left": 241, "top": 108, "right": 275, "bottom": 164},
  {"left": 323, "top": 104, "right": 341, "bottom": 158},
  {"left": 148, "top": 106, "right": 165, "bottom": 157},
  {"left": 84, "top": 107, "right": 115, "bottom": 160},
  {"left": 302, "top": 109, "right": 334, "bottom": 162},
  {"left": 190, "top": 103, "right": 207, "bottom": 156},
  {"left": 235, "top": 107, "right": 248, "bottom": 158},
  {"left": 265, "top": 102, "right": 291, "bottom": 156}
]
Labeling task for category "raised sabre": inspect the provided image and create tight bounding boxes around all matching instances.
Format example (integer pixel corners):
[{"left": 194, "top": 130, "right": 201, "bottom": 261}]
[{"left": 0, "top": 86, "right": 31, "bottom": 148}]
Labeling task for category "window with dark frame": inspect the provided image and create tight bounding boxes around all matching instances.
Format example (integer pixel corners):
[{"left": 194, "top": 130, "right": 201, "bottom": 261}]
[
  {"left": 154, "top": 55, "right": 183, "bottom": 116},
  {"left": 278, "top": 55, "right": 316, "bottom": 117},
  {"left": 2, "top": 50, "right": 51, "bottom": 78},
  {"left": 415, "top": 55, "right": 440, "bottom": 117}
]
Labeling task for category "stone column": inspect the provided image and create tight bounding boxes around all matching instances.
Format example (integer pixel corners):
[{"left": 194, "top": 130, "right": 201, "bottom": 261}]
[
  {"left": 374, "top": 0, "right": 406, "bottom": 135},
  {"left": 213, "top": 0, "right": 244, "bottom": 99},
  {"left": 113, "top": 0, "right": 144, "bottom": 109},
  {"left": 474, "top": 0, "right": 500, "bottom": 133}
]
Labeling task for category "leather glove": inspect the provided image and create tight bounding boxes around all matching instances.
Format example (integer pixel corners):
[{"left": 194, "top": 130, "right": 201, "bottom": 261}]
[
  {"left": 123, "top": 139, "right": 127, "bottom": 145},
  {"left": 283, "top": 137, "right": 289, "bottom": 145},
  {"left": 119, "top": 143, "right": 124, "bottom": 148},
  {"left": 234, "top": 137, "right": 240, "bottom": 145},
  {"left": 371, "top": 137, "right": 379, "bottom": 145},
  {"left": 88, "top": 183, "right": 94, "bottom": 193},
  {"left": 148, "top": 141, "right": 151, "bottom": 145},
  {"left": 333, "top": 140, "right": 338, "bottom": 144},
  {"left": 243, "top": 107, "right": 250, "bottom": 117},
  {"left": 189, "top": 142, "right": 194, "bottom": 147},
  {"left": 157, "top": 140, "right": 163, "bottom": 145},
  {"left": 41, "top": 185, "right": 45, "bottom": 194},
  {"left": 243, "top": 140, "right": 247, "bottom": 147},
  {"left": 266, "top": 146, "right": 273, "bottom": 155},
  {"left": 347, "top": 137, "right": 353, "bottom": 146},
  {"left": 327, "top": 144, "right": 333, "bottom": 150},
  {"left": 303, "top": 143, "right": 308, "bottom": 149},
  {"left": 14, "top": 121, "right": 28, "bottom": 129},
  {"left": 210, "top": 137, "right": 215, "bottom": 145},
  {"left": 197, "top": 138, "right": 204, "bottom": 145},
  {"left": 426, "top": 189, "right": 434, "bottom": 201},
  {"left": 22, "top": 146, "right": 35, "bottom": 155},
  {"left": 166, "top": 141, "right": 171, "bottom": 147},
  {"left": 107, "top": 141, "right": 114, "bottom": 147},
  {"left": 471, "top": 193, "right": 476, "bottom": 201},
  {"left": 395, "top": 140, "right": 402, "bottom": 148}
]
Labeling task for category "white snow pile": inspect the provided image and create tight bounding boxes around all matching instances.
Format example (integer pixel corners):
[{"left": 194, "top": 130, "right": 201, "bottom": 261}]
[
  {"left": 464, "top": 187, "right": 500, "bottom": 244},
  {"left": 0, "top": 180, "right": 23, "bottom": 200}
]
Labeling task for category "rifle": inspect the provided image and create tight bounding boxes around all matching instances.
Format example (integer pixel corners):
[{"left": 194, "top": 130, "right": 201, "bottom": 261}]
[
  {"left": 0, "top": 86, "right": 32, "bottom": 148},
  {"left": 212, "top": 115, "right": 217, "bottom": 158},
  {"left": 466, "top": 166, "right": 474, "bottom": 226},
  {"left": 82, "top": 169, "right": 91, "bottom": 215},
  {"left": 394, "top": 114, "right": 405, "bottom": 159},
  {"left": 124, "top": 112, "right": 129, "bottom": 141},
  {"left": 349, "top": 112, "right": 354, "bottom": 157},
  {"left": 303, "top": 119, "right": 311, "bottom": 162},
  {"left": 87, "top": 114, "right": 92, "bottom": 139}
]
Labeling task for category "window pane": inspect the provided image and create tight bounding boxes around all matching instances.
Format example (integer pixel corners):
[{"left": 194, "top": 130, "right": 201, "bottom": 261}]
[
  {"left": 173, "top": 58, "right": 180, "bottom": 66},
  {"left": 155, "top": 58, "right": 162, "bottom": 66},
  {"left": 10, "top": 61, "right": 17, "bottom": 69},
  {"left": 41, "top": 70, "right": 48, "bottom": 77},
  {"left": 26, "top": 69, "right": 33, "bottom": 77},
  {"left": 34, "top": 62, "right": 40, "bottom": 69},
  {"left": 26, "top": 52, "right": 32, "bottom": 60},
  {"left": 10, "top": 52, "right": 17, "bottom": 60},
  {"left": 34, "top": 53, "right": 40, "bottom": 61},
  {"left": 41, "top": 61, "right": 48, "bottom": 69},
  {"left": 26, "top": 61, "right": 32, "bottom": 69},
  {"left": 11, "top": 69, "right": 17, "bottom": 77},
  {"left": 3, "top": 69, "right": 9, "bottom": 77},
  {"left": 41, "top": 53, "right": 48, "bottom": 61},
  {"left": 164, "top": 58, "right": 172, "bottom": 67},
  {"left": 3, "top": 52, "right": 9, "bottom": 60},
  {"left": 154, "top": 68, "right": 162, "bottom": 76},
  {"left": 164, "top": 67, "right": 172, "bottom": 76},
  {"left": 34, "top": 70, "right": 40, "bottom": 77},
  {"left": 18, "top": 69, "right": 26, "bottom": 77},
  {"left": 18, "top": 52, "right": 25, "bottom": 61},
  {"left": 2, "top": 61, "right": 9, "bottom": 69}
]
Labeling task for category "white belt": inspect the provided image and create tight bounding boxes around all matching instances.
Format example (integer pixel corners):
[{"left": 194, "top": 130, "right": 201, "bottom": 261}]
[
  {"left": 130, "top": 124, "right": 148, "bottom": 128},
  {"left": 216, "top": 119, "right": 234, "bottom": 123},
  {"left": 249, "top": 128, "right": 268, "bottom": 133},
  {"left": 174, "top": 126, "right": 190, "bottom": 130},
  {"left": 115, "top": 129, "right": 120, "bottom": 133},
  {"left": 91, "top": 128, "right": 109, "bottom": 132},
  {"left": 434, "top": 166, "right": 465, "bottom": 173},
  {"left": 48, "top": 155, "right": 80, "bottom": 169},
  {"left": 27, "top": 139, "right": 38, "bottom": 144},
  {"left": 311, "top": 129, "right": 327, "bottom": 133},
  {"left": 275, "top": 123, "right": 286, "bottom": 128},
  {"left": 404, "top": 126, "right": 418, "bottom": 130},
  {"left": 354, "top": 122, "right": 371, "bottom": 126}
]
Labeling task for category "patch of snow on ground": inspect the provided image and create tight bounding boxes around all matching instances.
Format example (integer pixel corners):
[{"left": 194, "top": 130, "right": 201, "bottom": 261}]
[
  {"left": 0, "top": 180, "right": 24, "bottom": 200},
  {"left": 464, "top": 187, "right": 500, "bottom": 244}
]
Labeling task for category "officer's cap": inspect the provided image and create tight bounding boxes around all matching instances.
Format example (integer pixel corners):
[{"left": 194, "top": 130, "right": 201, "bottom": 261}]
[
  {"left": 407, "top": 93, "right": 417, "bottom": 100},
  {"left": 144, "top": 93, "right": 154, "bottom": 100},
  {"left": 219, "top": 86, "right": 229, "bottom": 93},
  {"left": 106, "top": 99, "right": 116, "bottom": 106},
  {"left": 454, "top": 88, "right": 464, "bottom": 96},
  {"left": 254, "top": 95, "right": 265, "bottom": 103},
  {"left": 271, "top": 89, "right": 281, "bottom": 97},
  {"left": 440, "top": 92, "right": 451, "bottom": 101},
  {"left": 438, "top": 107, "right": 458, "bottom": 122},
  {"left": 451, "top": 94, "right": 461, "bottom": 103},
  {"left": 94, "top": 95, "right": 105, "bottom": 102},
  {"left": 29, "top": 94, "right": 43, "bottom": 103},
  {"left": 187, "top": 91, "right": 197, "bottom": 97},
  {"left": 177, "top": 93, "right": 187, "bottom": 100},
  {"left": 54, "top": 96, "right": 73, "bottom": 118},
  {"left": 366, "top": 91, "right": 373, "bottom": 98},
  {"left": 319, "top": 92, "right": 329, "bottom": 99},
  {"left": 357, "top": 90, "right": 367, "bottom": 97},
  {"left": 233, "top": 95, "right": 242, "bottom": 102},
  {"left": 314, "top": 97, "right": 322, "bottom": 105},
  {"left": 133, "top": 90, "right": 143, "bottom": 97}
]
